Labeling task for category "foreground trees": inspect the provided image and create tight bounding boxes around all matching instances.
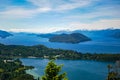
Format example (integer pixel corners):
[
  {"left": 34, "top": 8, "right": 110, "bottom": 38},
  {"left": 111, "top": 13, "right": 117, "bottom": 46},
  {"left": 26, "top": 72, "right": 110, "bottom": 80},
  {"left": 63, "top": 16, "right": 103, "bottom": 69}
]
[
  {"left": 0, "top": 57, "right": 34, "bottom": 80},
  {"left": 41, "top": 60, "right": 68, "bottom": 80},
  {"left": 107, "top": 61, "right": 120, "bottom": 80}
]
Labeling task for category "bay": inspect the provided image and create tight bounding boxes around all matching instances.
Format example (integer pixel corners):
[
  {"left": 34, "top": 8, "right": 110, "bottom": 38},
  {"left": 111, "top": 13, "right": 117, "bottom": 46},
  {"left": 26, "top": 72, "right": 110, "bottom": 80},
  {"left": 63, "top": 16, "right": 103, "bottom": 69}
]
[{"left": 21, "top": 58, "right": 112, "bottom": 80}]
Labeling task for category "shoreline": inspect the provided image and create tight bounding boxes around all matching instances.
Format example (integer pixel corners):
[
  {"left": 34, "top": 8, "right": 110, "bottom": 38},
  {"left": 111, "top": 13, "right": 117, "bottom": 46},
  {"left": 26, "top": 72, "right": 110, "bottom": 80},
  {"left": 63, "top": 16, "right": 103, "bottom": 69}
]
[{"left": 26, "top": 69, "right": 40, "bottom": 79}]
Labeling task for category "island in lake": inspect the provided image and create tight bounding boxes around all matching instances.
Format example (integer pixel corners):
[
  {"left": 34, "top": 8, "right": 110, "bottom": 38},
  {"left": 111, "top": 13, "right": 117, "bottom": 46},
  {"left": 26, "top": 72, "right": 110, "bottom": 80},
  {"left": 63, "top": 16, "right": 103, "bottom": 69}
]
[{"left": 49, "top": 33, "right": 91, "bottom": 43}]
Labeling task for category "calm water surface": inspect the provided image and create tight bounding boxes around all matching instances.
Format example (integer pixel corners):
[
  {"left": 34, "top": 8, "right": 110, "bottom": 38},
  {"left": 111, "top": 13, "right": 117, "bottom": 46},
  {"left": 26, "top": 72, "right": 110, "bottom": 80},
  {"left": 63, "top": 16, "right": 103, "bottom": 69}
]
[
  {"left": 0, "top": 33, "right": 120, "bottom": 53},
  {"left": 0, "top": 33, "right": 119, "bottom": 80},
  {"left": 21, "top": 58, "right": 112, "bottom": 80}
]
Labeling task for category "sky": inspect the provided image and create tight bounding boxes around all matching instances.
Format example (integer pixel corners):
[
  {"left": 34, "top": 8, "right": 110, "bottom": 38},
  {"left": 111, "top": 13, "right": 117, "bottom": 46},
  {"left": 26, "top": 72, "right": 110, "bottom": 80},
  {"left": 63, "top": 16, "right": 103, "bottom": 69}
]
[{"left": 0, "top": 0, "right": 120, "bottom": 33}]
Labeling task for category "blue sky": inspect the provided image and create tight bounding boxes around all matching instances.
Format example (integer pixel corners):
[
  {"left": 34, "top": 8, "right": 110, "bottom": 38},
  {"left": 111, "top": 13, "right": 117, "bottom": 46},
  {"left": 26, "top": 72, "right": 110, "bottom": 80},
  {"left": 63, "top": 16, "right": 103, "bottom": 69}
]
[{"left": 0, "top": 0, "right": 120, "bottom": 33}]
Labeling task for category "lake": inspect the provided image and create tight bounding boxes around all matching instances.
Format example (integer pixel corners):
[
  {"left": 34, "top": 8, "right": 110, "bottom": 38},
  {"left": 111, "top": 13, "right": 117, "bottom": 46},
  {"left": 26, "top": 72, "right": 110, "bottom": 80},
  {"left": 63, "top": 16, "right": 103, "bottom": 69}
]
[
  {"left": 0, "top": 33, "right": 118, "bottom": 80},
  {"left": 0, "top": 33, "right": 120, "bottom": 53},
  {"left": 21, "top": 58, "right": 112, "bottom": 80}
]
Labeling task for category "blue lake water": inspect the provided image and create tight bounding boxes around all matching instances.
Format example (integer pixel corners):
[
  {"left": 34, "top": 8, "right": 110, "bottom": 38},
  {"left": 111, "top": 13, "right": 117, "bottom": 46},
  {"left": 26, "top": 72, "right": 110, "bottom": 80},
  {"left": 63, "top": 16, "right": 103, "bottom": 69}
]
[
  {"left": 0, "top": 33, "right": 120, "bottom": 53},
  {"left": 21, "top": 58, "right": 112, "bottom": 80},
  {"left": 0, "top": 33, "right": 118, "bottom": 80}
]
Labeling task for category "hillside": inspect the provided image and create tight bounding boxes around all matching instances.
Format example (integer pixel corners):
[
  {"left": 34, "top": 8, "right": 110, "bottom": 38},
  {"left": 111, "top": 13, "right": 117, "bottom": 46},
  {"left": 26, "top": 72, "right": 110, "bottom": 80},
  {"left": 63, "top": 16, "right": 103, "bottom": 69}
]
[
  {"left": 0, "top": 43, "right": 120, "bottom": 61},
  {"left": 0, "top": 57, "right": 34, "bottom": 80},
  {"left": 0, "top": 30, "right": 12, "bottom": 38},
  {"left": 49, "top": 33, "right": 91, "bottom": 43},
  {"left": 0, "top": 43, "right": 81, "bottom": 59}
]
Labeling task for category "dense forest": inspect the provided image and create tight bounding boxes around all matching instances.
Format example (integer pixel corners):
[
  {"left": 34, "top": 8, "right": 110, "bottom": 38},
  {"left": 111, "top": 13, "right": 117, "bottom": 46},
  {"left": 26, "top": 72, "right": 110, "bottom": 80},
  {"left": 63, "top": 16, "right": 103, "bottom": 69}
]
[
  {"left": 0, "top": 43, "right": 81, "bottom": 59},
  {"left": 0, "top": 43, "right": 120, "bottom": 62},
  {"left": 0, "top": 57, "right": 34, "bottom": 80}
]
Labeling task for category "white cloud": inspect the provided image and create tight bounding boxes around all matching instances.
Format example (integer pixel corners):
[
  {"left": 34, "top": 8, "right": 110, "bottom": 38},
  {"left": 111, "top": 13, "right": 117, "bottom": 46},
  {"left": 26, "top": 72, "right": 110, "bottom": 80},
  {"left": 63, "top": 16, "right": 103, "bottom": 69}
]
[
  {"left": 69, "top": 19, "right": 120, "bottom": 30},
  {"left": 64, "top": 5, "right": 120, "bottom": 21},
  {"left": 55, "top": 0, "right": 93, "bottom": 11},
  {"left": 91, "top": 6, "right": 120, "bottom": 18},
  {"left": 27, "top": 0, "right": 51, "bottom": 7},
  {"left": 28, "top": 0, "right": 98, "bottom": 11},
  {"left": 0, "top": 0, "right": 119, "bottom": 19},
  {"left": 0, "top": 0, "right": 99, "bottom": 18},
  {"left": 0, "top": 7, "right": 51, "bottom": 18},
  {"left": 0, "top": 0, "right": 120, "bottom": 32},
  {"left": 6, "top": 19, "right": 120, "bottom": 33},
  {"left": 8, "top": 27, "right": 69, "bottom": 33}
]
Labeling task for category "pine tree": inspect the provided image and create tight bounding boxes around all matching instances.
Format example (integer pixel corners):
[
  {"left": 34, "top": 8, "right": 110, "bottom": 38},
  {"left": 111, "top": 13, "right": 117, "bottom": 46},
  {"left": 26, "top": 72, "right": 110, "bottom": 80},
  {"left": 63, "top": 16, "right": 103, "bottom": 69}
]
[{"left": 41, "top": 60, "right": 68, "bottom": 80}]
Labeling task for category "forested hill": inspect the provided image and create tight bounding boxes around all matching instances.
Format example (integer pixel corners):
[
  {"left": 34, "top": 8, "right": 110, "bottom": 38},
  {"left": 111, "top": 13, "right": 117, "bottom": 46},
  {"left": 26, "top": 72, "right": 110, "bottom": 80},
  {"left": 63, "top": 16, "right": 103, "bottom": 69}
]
[
  {"left": 0, "top": 30, "right": 12, "bottom": 38},
  {"left": 49, "top": 33, "right": 91, "bottom": 43},
  {"left": 0, "top": 43, "right": 120, "bottom": 61},
  {"left": 0, "top": 43, "right": 81, "bottom": 59}
]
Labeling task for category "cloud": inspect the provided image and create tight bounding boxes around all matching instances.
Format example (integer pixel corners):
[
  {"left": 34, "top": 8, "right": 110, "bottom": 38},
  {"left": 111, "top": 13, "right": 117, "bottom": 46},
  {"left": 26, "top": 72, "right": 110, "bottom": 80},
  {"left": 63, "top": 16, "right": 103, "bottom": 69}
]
[
  {"left": 64, "top": 5, "right": 120, "bottom": 22},
  {"left": 28, "top": 0, "right": 98, "bottom": 11},
  {"left": 69, "top": 19, "right": 120, "bottom": 30},
  {"left": 0, "top": 0, "right": 99, "bottom": 18},
  {"left": 55, "top": 0, "right": 95, "bottom": 11},
  {"left": 0, "top": 0, "right": 119, "bottom": 19},
  {"left": 0, "top": 0, "right": 120, "bottom": 32},
  {"left": 0, "top": 7, "right": 51, "bottom": 18},
  {"left": 7, "top": 19, "right": 120, "bottom": 33},
  {"left": 27, "top": 0, "right": 51, "bottom": 7},
  {"left": 8, "top": 27, "right": 69, "bottom": 33}
]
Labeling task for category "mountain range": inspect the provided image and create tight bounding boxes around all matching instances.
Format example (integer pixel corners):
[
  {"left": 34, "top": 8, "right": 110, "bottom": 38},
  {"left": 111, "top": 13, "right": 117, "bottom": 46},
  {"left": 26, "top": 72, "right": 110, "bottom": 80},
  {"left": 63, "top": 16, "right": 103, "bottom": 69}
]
[
  {"left": 0, "top": 29, "right": 120, "bottom": 40},
  {"left": 53, "top": 29, "right": 120, "bottom": 39}
]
